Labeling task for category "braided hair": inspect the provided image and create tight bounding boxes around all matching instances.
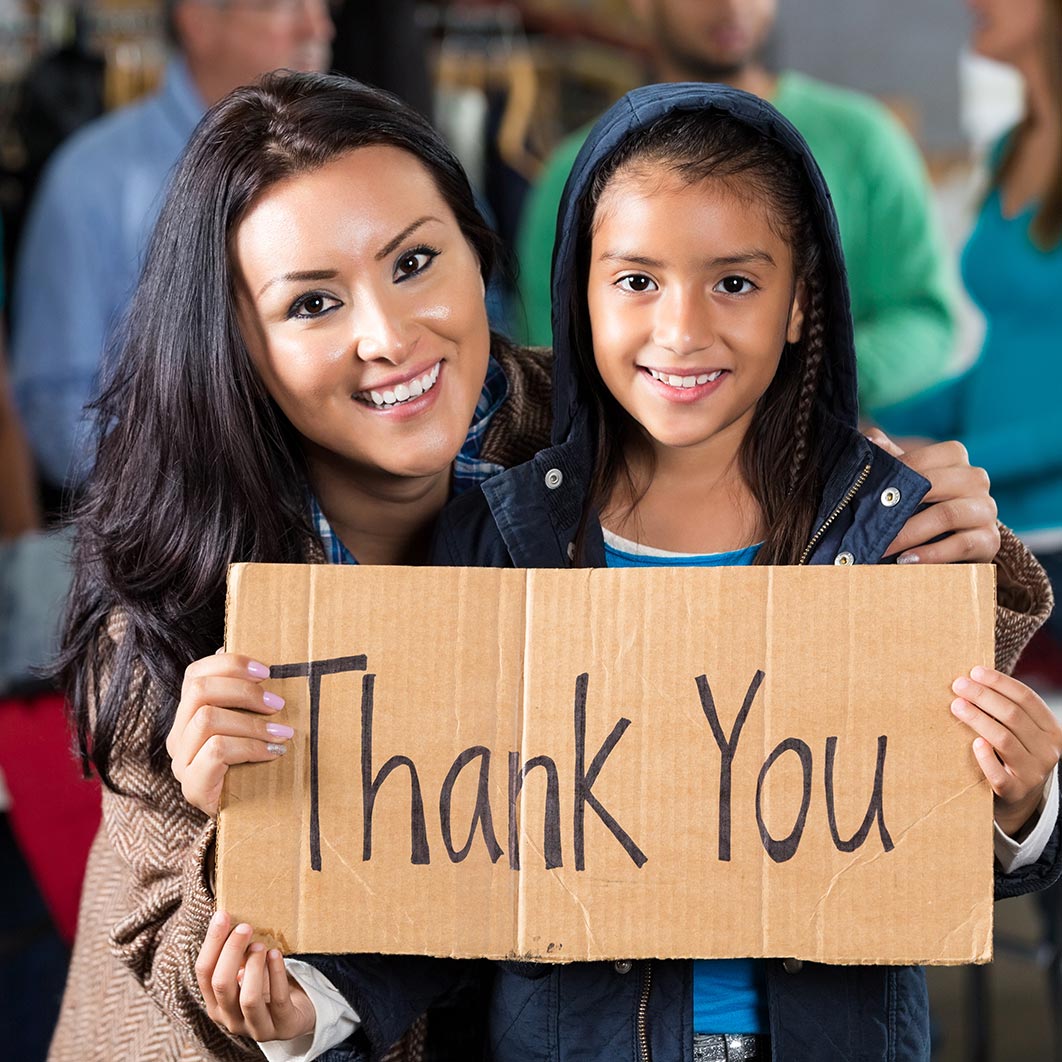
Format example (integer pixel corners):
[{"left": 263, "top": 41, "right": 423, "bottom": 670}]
[{"left": 572, "top": 110, "right": 834, "bottom": 565}]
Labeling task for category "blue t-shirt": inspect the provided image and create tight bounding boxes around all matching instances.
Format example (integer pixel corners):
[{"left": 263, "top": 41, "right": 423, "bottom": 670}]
[{"left": 603, "top": 529, "right": 768, "bottom": 1035}]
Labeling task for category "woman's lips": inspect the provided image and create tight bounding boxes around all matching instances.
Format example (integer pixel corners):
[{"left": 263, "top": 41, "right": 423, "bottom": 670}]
[{"left": 354, "top": 361, "right": 441, "bottom": 409}]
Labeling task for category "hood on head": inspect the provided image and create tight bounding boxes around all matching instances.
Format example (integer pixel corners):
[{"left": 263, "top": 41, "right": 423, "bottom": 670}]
[{"left": 547, "top": 82, "right": 857, "bottom": 445}]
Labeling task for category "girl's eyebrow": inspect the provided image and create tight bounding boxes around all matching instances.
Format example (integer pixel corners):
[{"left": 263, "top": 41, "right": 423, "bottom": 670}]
[{"left": 598, "top": 249, "right": 776, "bottom": 268}]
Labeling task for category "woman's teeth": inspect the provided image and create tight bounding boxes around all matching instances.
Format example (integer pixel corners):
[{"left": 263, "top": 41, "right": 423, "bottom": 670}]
[
  {"left": 360, "top": 362, "right": 440, "bottom": 407},
  {"left": 647, "top": 368, "right": 724, "bottom": 388}
]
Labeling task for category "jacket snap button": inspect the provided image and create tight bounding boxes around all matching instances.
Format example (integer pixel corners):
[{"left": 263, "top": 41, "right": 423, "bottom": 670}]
[
  {"left": 567, "top": 542, "right": 576, "bottom": 561},
  {"left": 880, "top": 486, "right": 901, "bottom": 507},
  {"left": 783, "top": 958, "right": 804, "bottom": 974},
  {"left": 613, "top": 960, "right": 633, "bottom": 975},
  {"left": 834, "top": 551, "right": 854, "bottom": 566},
  {"left": 545, "top": 468, "right": 564, "bottom": 490}
]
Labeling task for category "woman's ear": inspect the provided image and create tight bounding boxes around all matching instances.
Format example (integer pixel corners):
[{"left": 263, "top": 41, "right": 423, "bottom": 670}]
[{"left": 786, "top": 280, "right": 806, "bottom": 344}]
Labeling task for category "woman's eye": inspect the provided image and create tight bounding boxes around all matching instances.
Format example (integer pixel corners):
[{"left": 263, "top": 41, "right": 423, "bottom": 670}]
[
  {"left": 716, "top": 275, "right": 755, "bottom": 295},
  {"left": 394, "top": 246, "right": 439, "bottom": 281},
  {"left": 617, "top": 274, "right": 656, "bottom": 293},
  {"left": 289, "top": 292, "right": 340, "bottom": 319}
]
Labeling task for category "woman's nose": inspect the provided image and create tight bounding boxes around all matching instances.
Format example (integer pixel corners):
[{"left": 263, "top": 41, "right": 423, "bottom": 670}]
[
  {"left": 352, "top": 297, "right": 412, "bottom": 364},
  {"left": 652, "top": 288, "right": 714, "bottom": 357}
]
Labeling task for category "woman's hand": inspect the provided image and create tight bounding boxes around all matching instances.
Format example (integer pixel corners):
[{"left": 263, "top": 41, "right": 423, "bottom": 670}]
[
  {"left": 167, "top": 653, "right": 293, "bottom": 815},
  {"left": 197, "top": 911, "right": 316, "bottom": 1042},
  {"left": 866, "top": 430, "right": 1000, "bottom": 564},
  {"left": 951, "top": 667, "right": 1062, "bottom": 838}
]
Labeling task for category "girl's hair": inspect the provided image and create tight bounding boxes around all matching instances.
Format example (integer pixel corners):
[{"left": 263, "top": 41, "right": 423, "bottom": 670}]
[
  {"left": 571, "top": 110, "right": 831, "bottom": 566},
  {"left": 60, "top": 71, "right": 504, "bottom": 792},
  {"left": 995, "top": 0, "right": 1062, "bottom": 248}
]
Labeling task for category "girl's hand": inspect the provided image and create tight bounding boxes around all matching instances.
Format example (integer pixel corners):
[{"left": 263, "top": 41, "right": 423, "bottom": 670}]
[
  {"left": 866, "top": 430, "right": 1000, "bottom": 564},
  {"left": 166, "top": 653, "right": 293, "bottom": 816},
  {"left": 197, "top": 911, "right": 316, "bottom": 1042},
  {"left": 951, "top": 667, "right": 1062, "bottom": 838}
]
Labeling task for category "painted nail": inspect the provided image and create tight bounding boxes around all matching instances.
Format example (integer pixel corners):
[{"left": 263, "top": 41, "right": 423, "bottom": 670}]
[
  {"left": 247, "top": 660, "right": 270, "bottom": 679},
  {"left": 265, "top": 723, "right": 294, "bottom": 740},
  {"left": 263, "top": 691, "right": 285, "bottom": 711},
  {"left": 266, "top": 743, "right": 288, "bottom": 757},
  {"left": 897, "top": 553, "right": 920, "bottom": 565}
]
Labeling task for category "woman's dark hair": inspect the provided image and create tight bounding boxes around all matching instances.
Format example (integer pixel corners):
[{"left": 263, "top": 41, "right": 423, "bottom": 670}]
[
  {"left": 60, "top": 71, "right": 504, "bottom": 791},
  {"left": 571, "top": 111, "right": 830, "bottom": 566}
]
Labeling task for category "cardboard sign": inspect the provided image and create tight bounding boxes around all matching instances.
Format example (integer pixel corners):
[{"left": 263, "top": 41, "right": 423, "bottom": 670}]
[{"left": 218, "top": 563, "right": 996, "bottom": 965}]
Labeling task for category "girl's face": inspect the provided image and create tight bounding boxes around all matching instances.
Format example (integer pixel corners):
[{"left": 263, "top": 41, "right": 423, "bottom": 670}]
[
  {"left": 233, "top": 145, "right": 491, "bottom": 487},
  {"left": 967, "top": 0, "right": 1046, "bottom": 66},
  {"left": 587, "top": 170, "right": 804, "bottom": 463}
]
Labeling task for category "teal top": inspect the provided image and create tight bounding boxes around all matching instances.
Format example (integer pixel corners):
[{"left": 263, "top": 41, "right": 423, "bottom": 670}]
[
  {"left": 515, "top": 70, "right": 957, "bottom": 411},
  {"left": 879, "top": 143, "right": 1062, "bottom": 539},
  {"left": 603, "top": 530, "right": 767, "bottom": 1035}
]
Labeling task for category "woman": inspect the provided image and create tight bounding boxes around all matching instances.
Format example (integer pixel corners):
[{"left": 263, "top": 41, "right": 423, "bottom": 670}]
[
  {"left": 880, "top": 0, "right": 1062, "bottom": 674},
  {"left": 55, "top": 71, "right": 1044, "bottom": 1062}
]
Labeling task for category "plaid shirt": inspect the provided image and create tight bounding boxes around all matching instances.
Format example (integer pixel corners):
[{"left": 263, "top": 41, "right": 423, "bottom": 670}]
[{"left": 311, "top": 356, "right": 509, "bottom": 565}]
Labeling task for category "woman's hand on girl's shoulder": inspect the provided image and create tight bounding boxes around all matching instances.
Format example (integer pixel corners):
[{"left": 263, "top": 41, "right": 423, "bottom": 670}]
[
  {"left": 866, "top": 430, "right": 1000, "bottom": 565},
  {"left": 166, "top": 653, "right": 293, "bottom": 816},
  {"left": 197, "top": 910, "right": 316, "bottom": 1043},
  {"left": 951, "top": 667, "right": 1062, "bottom": 838}
]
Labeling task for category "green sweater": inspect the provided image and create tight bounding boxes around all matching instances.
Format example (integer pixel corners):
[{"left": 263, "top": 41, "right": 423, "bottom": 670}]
[{"left": 514, "top": 71, "right": 958, "bottom": 411}]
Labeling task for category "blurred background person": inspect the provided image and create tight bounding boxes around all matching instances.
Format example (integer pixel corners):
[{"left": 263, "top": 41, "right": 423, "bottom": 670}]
[
  {"left": 515, "top": 0, "right": 960, "bottom": 415},
  {"left": 878, "top": 0, "right": 1062, "bottom": 689},
  {"left": 8, "top": 0, "right": 333, "bottom": 495}
]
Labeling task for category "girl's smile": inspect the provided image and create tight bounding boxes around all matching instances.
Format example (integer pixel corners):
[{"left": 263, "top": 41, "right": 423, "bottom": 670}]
[{"left": 588, "top": 171, "right": 804, "bottom": 465}]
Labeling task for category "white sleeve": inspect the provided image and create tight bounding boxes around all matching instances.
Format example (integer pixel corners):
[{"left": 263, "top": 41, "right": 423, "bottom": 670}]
[
  {"left": 994, "top": 770, "right": 1060, "bottom": 873},
  {"left": 257, "top": 958, "right": 361, "bottom": 1062}
]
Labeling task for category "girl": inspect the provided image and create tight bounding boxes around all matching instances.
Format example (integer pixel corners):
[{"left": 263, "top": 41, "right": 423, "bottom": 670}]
[{"left": 205, "top": 85, "right": 1061, "bottom": 1062}]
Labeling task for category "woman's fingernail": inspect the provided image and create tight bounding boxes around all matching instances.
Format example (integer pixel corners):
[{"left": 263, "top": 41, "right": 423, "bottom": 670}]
[
  {"left": 953, "top": 676, "right": 974, "bottom": 693},
  {"left": 266, "top": 743, "right": 288, "bottom": 756},
  {"left": 247, "top": 660, "right": 270, "bottom": 679},
  {"left": 211, "top": 911, "right": 226, "bottom": 927},
  {"left": 266, "top": 723, "right": 294, "bottom": 740},
  {"left": 971, "top": 666, "right": 989, "bottom": 682},
  {"left": 249, "top": 942, "right": 265, "bottom": 953},
  {"left": 897, "top": 553, "right": 920, "bottom": 565},
  {"left": 268, "top": 948, "right": 282, "bottom": 961},
  {"left": 951, "top": 697, "right": 969, "bottom": 714},
  {"left": 236, "top": 923, "right": 253, "bottom": 935},
  {"left": 263, "top": 691, "right": 285, "bottom": 711}
]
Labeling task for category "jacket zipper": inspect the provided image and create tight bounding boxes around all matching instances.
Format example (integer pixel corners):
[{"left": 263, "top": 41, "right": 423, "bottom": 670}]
[
  {"left": 637, "top": 959, "right": 653, "bottom": 1062},
  {"left": 798, "top": 462, "right": 872, "bottom": 565}
]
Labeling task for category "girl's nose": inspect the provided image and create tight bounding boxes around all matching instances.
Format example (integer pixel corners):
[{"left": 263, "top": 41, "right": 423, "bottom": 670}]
[{"left": 652, "top": 288, "right": 714, "bottom": 356}]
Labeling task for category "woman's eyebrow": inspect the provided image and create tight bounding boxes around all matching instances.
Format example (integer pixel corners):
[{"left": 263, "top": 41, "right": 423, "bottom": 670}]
[
  {"left": 375, "top": 215, "right": 441, "bottom": 261},
  {"left": 256, "top": 269, "right": 338, "bottom": 299}
]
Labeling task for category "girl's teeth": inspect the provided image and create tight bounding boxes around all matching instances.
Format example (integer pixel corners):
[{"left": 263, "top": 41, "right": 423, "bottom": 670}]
[
  {"left": 648, "top": 368, "right": 724, "bottom": 388},
  {"left": 358, "top": 362, "right": 441, "bottom": 407}
]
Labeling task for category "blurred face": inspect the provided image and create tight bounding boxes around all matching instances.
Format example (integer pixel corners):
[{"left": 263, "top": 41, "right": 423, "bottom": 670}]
[
  {"left": 233, "top": 146, "right": 491, "bottom": 487},
  {"left": 587, "top": 170, "right": 803, "bottom": 461},
  {"left": 178, "top": 0, "right": 332, "bottom": 93},
  {"left": 967, "top": 0, "right": 1046, "bottom": 65},
  {"left": 635, "top": 0, "right": 776, "bottom": 78}
]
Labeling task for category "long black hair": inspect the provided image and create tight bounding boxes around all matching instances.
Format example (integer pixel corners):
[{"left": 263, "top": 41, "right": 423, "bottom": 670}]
[
  {"left": 570, "top": 111, "right": 831, "bottom": 565},
  {"left": 60, "top": 71, "right": 504, "bottom": 791}
]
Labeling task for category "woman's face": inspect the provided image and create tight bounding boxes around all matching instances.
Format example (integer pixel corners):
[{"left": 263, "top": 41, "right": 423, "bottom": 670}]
[
  {"left": 233, "top": 145, "right": 491, "bottom": 487},
  {"left": 967, "top": 0, "right": 1046, "bottom": 66}
]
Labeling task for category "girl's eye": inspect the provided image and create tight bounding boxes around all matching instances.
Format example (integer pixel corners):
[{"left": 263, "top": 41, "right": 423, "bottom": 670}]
[
  {"left": 616, "top": 274, "right": 657, "bottom": 293},
  {"left": 716, "top": 275, "right": 756, "bottom": 295},
  {"left": 394, "top": 246, "right": 440, "bottom": 281},
  {"left": 288, "top": 292, "right": 341, "bottom": 319}
]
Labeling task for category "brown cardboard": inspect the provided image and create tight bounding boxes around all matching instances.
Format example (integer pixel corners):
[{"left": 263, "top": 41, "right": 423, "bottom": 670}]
[{"left": 218, "top": 563, "right": 996, "bottom": 965}]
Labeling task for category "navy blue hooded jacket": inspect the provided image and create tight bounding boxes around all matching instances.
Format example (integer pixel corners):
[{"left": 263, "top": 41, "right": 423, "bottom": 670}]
[{"left": 306, "top": 85, "right": 1062, "bottom": 1062}]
